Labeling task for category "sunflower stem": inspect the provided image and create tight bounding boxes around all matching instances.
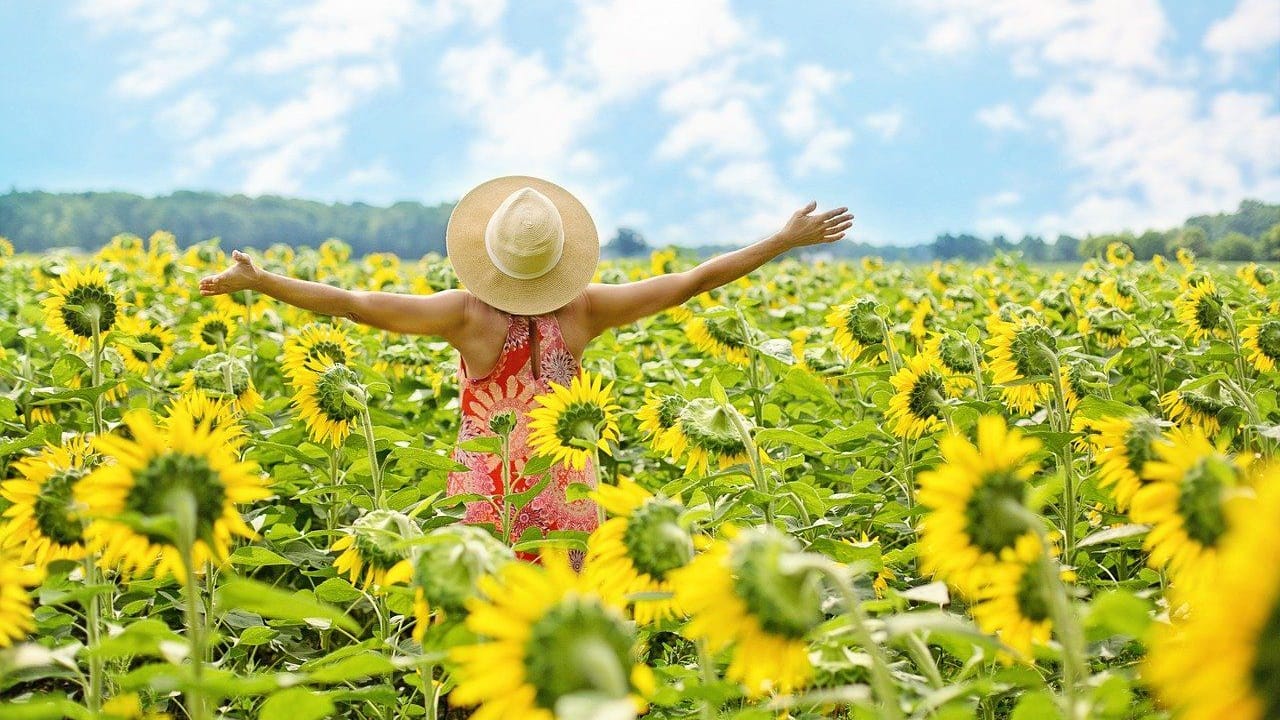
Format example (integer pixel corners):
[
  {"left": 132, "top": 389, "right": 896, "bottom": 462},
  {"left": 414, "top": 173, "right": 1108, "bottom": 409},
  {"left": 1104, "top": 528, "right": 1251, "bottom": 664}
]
[
  {"left": 724, "top": 402, "right": 772, "bottom": 526},
  {"left": 90, "top": 314, "right": 103, "bottom": 437},
  {"left": 358, "top": 405, "right": 385, "bottom": 510},
  {"left": 1038, "top": 344, "right": 1077, "bottom": 565},
  {"left": 966, "top": 338, "right": 986, "bottom": 401},
  {"left": 499, "top": 432, "right": 513, "bottom": 545},
  {"left": 327, "top": 446, "right": 341, "bottom": 533},
  {"left": 1222, "top": 309, "right": 1250, "bottom": 392},
  {"left": 174, "top": 493, "right": 209, "bottom": 720},
  {"left": 905, "top": 632, "right": 944, "bottom": 689},
  {"left": 817, "top": 563, "right": 903, "bottom": 720},
  {"left": 876, "top": 316, "right": 903, "bottom": 375},
  {"left": 696, "top": 639, "right": 719, "bottom": 720},
  {"left": 81, "top": 555, "right": 104, "bottom": 715},
  {"left": 735, "top": 308, "right": 765, "bottom": 427}
]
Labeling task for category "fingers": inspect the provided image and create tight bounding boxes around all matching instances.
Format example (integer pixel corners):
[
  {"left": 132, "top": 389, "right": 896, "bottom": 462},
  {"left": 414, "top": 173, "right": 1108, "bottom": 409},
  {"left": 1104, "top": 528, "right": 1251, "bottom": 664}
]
[
  {"left": 823, "top": 212, "right": 853, "bottom": 227},
  {"left": 818, "top": 206, "right": 849, "bottom": 221},
  {"left": 825, "top": 221, "right": 853, "bottom": 236},
  {"left": 793, "top": 200, "right": 818, "bottom": 217},
  {"left": 232, "top": 249, "right": 250, "bottom": 264}
]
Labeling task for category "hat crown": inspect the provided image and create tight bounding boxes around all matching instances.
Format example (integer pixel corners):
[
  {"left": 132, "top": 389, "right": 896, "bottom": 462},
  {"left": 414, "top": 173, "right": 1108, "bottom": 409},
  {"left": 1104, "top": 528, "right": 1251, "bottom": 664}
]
[{"left": 484, "top": 187, "right": 564, "bottom": 280}]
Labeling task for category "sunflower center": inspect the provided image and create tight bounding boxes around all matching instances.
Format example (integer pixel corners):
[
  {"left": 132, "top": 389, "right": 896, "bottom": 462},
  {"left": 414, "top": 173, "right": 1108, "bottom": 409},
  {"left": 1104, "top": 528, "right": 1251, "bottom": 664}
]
[
  {"left": 964, "top": 471, "right": 1029, "bottom": 555},
  {"left": 1255, "top": 266, "right": 1276, "bottom": 286},
  {"left": 1014, "top": 558, "right": 1052, "bottom": 623},
  {"left": 1258, "top": 321, "right": 1280, "bottom": 360},
  {"left": 524, "top": 599, "right": 634, "bottom": 710},
  {"left": 1175, "top": 457, "right": 1234, "bottom": 547},
  {"left": 130, "top": 332, "right": 163, "bottom": 363},
  {"left": 1193, "top": 292, "right": 1222, "bottom": 332},
  {"left": 34, "top": 469, "right": 87, "bottom": 545},
  {"left": 730, "top": 530, "right": 824, "bottom": 640},
  {"left": 622, "top": 499, "right": 693, "bottom": 580},
  {"left": 1010, "top": 325, "right": 1056, "bottom": 378},
  {"left": 679, "top": 399, "right": 748, "bottom": 456},
  {"left": 704, "top": 317, "right": 746, "bottom": 349},
  {"left": 938, "top": 335, "right": 973, "bottom": 373},
  {"left": 61, "top": 284, "right": 117, "bottom": 338},
  {"left": 1121, "top": 417, "right": 1163, "bottom": 477},
  {"left": 908, "top": 370, "right": 947, "bottom": 420},
  {"left": 200, "top": 320, "right": 230, "bottom": 347},
  {"left": 126, "top": 452, "right": 226, "bottom": 543},
  {"left": 1252, "top": 596, "right": 1280, "bottom": 719},
  {"left": 554, "top": 402, "right": 606, "bottom": 447},
  {"left": 315, "top": 365, "right": 362, "bottom": 422}
]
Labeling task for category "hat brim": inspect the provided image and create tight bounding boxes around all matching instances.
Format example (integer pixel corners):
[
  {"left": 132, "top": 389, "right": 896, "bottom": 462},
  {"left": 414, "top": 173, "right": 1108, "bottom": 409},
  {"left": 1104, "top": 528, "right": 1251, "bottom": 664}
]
[{"left": 446, "top": 175, "right": 599, "bottom": 316}]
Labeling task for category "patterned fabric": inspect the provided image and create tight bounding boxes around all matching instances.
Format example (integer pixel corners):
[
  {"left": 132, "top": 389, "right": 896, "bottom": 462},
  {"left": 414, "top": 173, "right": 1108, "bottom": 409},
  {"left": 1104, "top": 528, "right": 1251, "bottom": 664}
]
[{"left": 447, "top": 312, "right": 599, "bottom": 565}]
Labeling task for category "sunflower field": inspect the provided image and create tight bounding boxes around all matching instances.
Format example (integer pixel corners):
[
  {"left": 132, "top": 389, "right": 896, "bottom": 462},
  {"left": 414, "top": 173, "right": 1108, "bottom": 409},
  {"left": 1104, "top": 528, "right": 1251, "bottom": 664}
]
[{"left": 0, "top": 232, "right": 1278, "bottom": 720}]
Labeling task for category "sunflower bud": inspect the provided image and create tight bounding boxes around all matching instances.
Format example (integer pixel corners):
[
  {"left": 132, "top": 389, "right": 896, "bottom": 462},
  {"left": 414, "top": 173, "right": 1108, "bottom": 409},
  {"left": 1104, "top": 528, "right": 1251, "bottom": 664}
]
[
  {"left": 411, "top": 525, "right": 512, "bottom": 620},
  {"left": 728, "top": 527, "right": 824, "bottom": 640},
  {"left": 488, "top": 410, "right": 517, "bottom": 437}
]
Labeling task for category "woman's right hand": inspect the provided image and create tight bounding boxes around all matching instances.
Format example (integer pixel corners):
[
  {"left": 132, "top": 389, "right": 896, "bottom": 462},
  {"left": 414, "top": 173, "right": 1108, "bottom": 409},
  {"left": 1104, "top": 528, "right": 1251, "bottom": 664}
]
[{"left": 199, "top": 250, "right": 262, "bottom": 296}]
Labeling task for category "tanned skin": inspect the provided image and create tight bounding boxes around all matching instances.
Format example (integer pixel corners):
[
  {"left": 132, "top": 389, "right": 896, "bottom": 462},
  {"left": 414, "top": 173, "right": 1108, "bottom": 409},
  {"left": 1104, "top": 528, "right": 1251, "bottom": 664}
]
[{"left": 199, "top": 202, "right": 853, "bottom": 379}]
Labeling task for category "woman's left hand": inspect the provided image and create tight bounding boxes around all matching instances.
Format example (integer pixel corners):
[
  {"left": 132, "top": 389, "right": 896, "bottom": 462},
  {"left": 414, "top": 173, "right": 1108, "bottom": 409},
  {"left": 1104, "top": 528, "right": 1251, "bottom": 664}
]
[{"left": 776, "top": 202, "right": 854, "bottom": 248}]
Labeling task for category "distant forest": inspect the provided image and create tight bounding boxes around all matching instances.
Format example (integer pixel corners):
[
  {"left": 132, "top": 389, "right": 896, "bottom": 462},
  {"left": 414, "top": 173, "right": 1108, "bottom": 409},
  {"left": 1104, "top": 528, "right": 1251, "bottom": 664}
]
[{"left": 1, "top": 190, "right": 1277, "bottom": 262}]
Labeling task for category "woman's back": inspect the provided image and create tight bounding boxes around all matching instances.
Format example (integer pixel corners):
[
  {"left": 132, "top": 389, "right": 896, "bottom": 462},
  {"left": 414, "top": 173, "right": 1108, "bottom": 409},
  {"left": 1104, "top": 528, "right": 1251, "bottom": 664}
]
[{"left": 447, "top": 310, "right": 599, "bottom": 564}]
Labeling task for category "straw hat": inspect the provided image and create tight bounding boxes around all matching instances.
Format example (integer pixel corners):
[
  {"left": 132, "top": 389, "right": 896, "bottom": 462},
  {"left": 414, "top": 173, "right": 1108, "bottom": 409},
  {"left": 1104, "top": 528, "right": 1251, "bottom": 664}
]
[{"left": 446, "top": 175, "right": 599, "bottom": 315}]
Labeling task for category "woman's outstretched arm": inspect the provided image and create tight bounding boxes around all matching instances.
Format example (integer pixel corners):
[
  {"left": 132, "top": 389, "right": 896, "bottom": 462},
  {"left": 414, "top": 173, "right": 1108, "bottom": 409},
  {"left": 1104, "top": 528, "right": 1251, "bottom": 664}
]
[
  {"left": 198, "top": 250, "right": 469, "bottom": 339},
  {"left": 582, "top": 202, "right": 852, "bottom": 335}
]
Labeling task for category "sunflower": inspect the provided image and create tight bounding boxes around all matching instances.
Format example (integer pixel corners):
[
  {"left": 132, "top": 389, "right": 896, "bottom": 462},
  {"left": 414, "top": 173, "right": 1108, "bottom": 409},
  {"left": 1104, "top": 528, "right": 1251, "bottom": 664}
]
[
  {"left": 115, "top": 314, "right": 176, "bottom": 376},
  {"left": 190, "top": 310, "right": 238, "bottom": 352},
  {"left": 1237, "top": 262, "right": 1276, "bottom": 295},
  {"left": 76, "top": 411, "right": 268, "bottom": 583},
  {"left": 291, "top": 357, "right": 362, "bottom": 447},
  {"left": 887, "top": 353, "right": 954, "bottom": 439},
  {"left": 281, "top": 323, "right": 357, "bottom": 381},
  {"left": 971, "top": 552, "right": 1072, "bottom": 661},
  {"left": 917, "top": 415, "right": 1044, "bottom": 596},
  {"left": 586, "top": 478, "right": 695, "bottom": 625},
  {"left": 670, "top": 526, "right": 821, "bottom": 697},
  {"left": 1088, "top": 414, "right": 1168, "bottom": 511},
  {"left": 330, "top": 510, "right": 418, "bottom": 591},
  {"left": 687, "top": 313, "right": 751, "bottom": 366},
  {"left": 1104, "top": 242, "right": 1134, "bottom": 267},
  {"left": 0, "top": 435, "right": 96, "bottom": 566},
  {"left": 676, "top": 397, "right": 754, "bottom": 477},
  {"left": 212, "top": 288, "right": 271, "bottom": 321},
  {"left": 987, "top": 317, "right": 1058, "bottom": 414},
  {"left": 1175, "top": 247, "right": 1196, "bottom": 270},
  {"left": 1242, "top": 320, "right": 1280, "bottom": 374},
  {"left": 164, "top": 392, "right": 244, "bottom": 444},
  {"left": 180, "top": 353, "right": 263, "bottom": 414},
  {"left": 1160, "top": 388, "right": 1228, "bottom": 437},
  {"left": 42, "top": 264, "right": 119, "bottom": 351},
  {"left": 410, "top": 524, "right": 513, "bottom": 642},
  {"left": 825, "top": 297, "right": 885, "bottom": 362},
  {"left": 449, "top": 551, "right": 654, "bottom": 720},
  {"left": 1144, "top": 469, "right": 1280, "bottom": 720},
  {"left": 636, "top": 391, "right": 688, "bottom": 462},
  {"left": 527, "top": 371, "right": 621, "bottom": 471},
  {"left": 1099, "top": 277, "right": 1137, "bottom": 311},
  {"left": 1079, "top": 309, "right": 1129, "bottom": 349},
  {"left": 0, "top": 548, "right": 41, "bottom": 647},
  {"left": 650, "top": 247, "right": 678, "bottom": 276},
  {"left": 1174, "top": 279, "right": 1226, "bottom": 343},
  {"left": 1129, "top": 427, "right": 1251, "bottom": 590},
  {"left": 924, "top": 332, "right": 977, "bottom": 383}
]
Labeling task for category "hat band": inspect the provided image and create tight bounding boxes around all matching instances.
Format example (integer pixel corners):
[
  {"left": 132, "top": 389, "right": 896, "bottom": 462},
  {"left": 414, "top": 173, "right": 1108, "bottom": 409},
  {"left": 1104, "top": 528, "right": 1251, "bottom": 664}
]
[{"left": 485, "top": 237, "right": 564, "bottom": 280}]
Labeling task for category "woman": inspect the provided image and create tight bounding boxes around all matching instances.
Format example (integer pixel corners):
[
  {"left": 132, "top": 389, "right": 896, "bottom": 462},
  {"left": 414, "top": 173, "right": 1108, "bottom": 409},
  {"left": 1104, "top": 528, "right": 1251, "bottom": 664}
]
[{"left": 199, "top": 175, "right": 851, "bottom": 558}]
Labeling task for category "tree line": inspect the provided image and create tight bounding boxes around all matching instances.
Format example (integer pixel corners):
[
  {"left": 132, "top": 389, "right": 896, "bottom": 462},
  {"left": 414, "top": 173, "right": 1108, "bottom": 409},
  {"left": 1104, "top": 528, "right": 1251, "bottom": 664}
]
[{"left": 1, "top": 189, "right": 1276, "bottom": 262}]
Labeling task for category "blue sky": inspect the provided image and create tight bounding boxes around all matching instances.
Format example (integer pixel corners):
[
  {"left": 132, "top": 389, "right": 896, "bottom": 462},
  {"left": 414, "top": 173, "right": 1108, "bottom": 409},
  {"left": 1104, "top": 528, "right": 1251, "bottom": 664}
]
[{"left": 1, "top": 0, "right": 1278, "bottom": 247}]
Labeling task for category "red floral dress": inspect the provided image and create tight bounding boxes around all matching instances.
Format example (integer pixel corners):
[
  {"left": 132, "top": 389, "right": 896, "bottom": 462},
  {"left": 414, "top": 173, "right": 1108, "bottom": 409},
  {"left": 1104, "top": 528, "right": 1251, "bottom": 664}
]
[{"left": 447, "top": 312, "right": 599, "bottom": 565}]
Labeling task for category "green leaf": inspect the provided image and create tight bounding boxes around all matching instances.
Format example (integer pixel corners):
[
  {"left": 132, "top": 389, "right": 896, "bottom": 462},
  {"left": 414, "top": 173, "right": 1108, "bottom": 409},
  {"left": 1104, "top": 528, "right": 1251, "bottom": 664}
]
[
  {"left": 1078, "top": 523, "right": 1149, "bottom": 548},
  {"left": 1086, "top": 590, "right": 1152, "bottom": 639},
  {"left": 754, "top": 428, "right": 835, "bottom": 455},
  {"left": 1076, "top": 396, "right": 1142, "bottom": 421},
  {"left": 0, "top": 695, "right": 91, "bottom": 720},
  {"left": 504, "top": 473, "right": 551, "bottom": 512},
  {"left": 214, "top": 578, "right": 359, "bottom": 634},
  {"left": 229, "top": 546, "right": 294, "bottom": 568},
  {"left": 458, "top": 436, "right": 502, "bottom": 454},
  {"left": 521, "top": 453, "right": 556, "bottom": 477},
  {"left": 259, "top": 688, "right": 335, "bottom": 720},
  {"left": 565, "top": 482, "right": 594, "bottom": 502},
  {"left": 708, "top": 376, "right": 729, "bottom": 406},
  {"left": 391, "top": 445, "right": 467, "bottom": 472},
  {"left": 0, "top": 424, "right": 59, "bottom": 458},
  {"left": 307, "top": 652, "right": 396, "bottom": 684},
  {"left": 1011, "top": 691, "right": 1061, "bottom": 720},
  {"left": 314, "top": 577, "right": 362, "bottom": 604}
]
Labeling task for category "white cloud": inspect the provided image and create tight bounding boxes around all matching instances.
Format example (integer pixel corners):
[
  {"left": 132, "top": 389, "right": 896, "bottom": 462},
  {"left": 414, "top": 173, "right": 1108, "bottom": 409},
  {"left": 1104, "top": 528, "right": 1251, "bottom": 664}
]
[
  {"left": 572, "top": 0, "right": 747, "bottom": 99},
  {"left": 241, "top": 0, "right": 421, "bottom": 74},
  {"left": 911, "top": 0, "right": 1280, "bottom": 236},
  {"left": 157, "top": 92, "right": 216, "bottom": 138},
  {"left": 777, "top": 64, "right": 855, "bottom": 176},
  {"left": 865, "top": 110, "right": 904, "bottom": 141},
  {"left": 1204, "top": 0, "right": 1280, "bottom": 76},
  {"left": 976, "top": 102, "right": 1027, "bottom": 132},
  {"left": 76, "top": 0, "right": 234, "bottom": 99},
  {"left": 793, "top": 128, "right": 854, "bottom": 176},
  {"left": 346, "top": 161, "right": 397, "bottom": 187},
  {"left": 981, "top": 190, "right": 1022, "bottom": 209},
  {"left": 923, "top": 15, "right": 977, "bottom": 54},
  {"left": 657, "top": 99, "right": 768, "bottom": 161}
]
